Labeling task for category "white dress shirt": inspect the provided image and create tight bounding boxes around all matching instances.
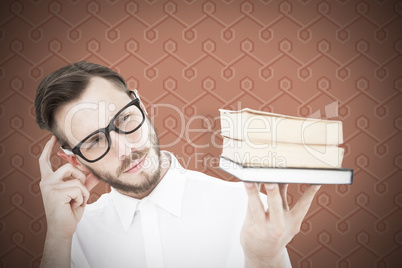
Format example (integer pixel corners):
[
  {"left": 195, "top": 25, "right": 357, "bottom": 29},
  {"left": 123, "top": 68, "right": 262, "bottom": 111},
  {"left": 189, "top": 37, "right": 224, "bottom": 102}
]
[{"left": 71, "top": 151, "right": 291, "bottom": 268}]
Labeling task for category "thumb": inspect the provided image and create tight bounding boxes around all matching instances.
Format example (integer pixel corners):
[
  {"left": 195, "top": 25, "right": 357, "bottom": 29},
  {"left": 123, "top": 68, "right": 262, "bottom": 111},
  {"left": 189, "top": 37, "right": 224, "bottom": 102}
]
[{"left": 85, "top": 173, "right": 100, "bottom": 191}]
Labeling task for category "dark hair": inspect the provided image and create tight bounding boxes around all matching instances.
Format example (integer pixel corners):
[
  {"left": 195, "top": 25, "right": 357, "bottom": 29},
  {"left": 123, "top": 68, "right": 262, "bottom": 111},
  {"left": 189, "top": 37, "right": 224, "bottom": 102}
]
[{"left": 35, "top": 61, "right": 129, "bottom": 145}]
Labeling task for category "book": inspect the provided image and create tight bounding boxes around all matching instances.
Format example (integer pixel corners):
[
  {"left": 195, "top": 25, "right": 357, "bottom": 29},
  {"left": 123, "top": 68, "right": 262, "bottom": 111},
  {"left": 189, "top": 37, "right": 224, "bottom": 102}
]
[
  {"left": 218, "top": 108, "right": 353, "bottom": 184},
  {"left": 219, "top": 108, "right": 343, "bottom": 145},
  {"left": 221, "top": 136, "right": 344, "bottom": 169},
  {"left": 219, "top": 156, "right": 353, "bottom": 184}
]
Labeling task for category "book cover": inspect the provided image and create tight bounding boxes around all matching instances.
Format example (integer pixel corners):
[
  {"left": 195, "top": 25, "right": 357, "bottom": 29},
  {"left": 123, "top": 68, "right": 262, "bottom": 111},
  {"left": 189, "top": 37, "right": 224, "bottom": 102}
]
[{"left": 219, "top": 156, "right": 353, "bottom": 185}]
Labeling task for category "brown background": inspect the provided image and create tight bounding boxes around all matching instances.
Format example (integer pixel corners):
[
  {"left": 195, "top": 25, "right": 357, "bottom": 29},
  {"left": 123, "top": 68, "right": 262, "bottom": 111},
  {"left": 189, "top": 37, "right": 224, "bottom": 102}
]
[{"left": 0, "top": 0, "right": 401, "bottom": 267}]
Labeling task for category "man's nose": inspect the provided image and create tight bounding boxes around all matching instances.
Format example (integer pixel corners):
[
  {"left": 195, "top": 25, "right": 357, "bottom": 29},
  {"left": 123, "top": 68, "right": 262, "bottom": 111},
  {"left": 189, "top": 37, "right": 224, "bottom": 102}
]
[{"left": 109, "top": 131, "right": 133, "bottom": 160}]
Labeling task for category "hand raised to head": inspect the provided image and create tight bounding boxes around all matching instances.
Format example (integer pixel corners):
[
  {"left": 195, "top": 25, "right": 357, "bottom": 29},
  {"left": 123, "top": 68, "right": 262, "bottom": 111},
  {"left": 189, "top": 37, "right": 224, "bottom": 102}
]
[{"left": 39, "top": 136, "right": 97, "bottom": 238}]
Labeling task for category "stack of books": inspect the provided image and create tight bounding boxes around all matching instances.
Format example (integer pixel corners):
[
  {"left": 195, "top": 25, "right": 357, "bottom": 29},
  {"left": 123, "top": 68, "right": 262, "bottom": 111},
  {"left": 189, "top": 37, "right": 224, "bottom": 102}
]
[{"left": 218, "top": 108, "right": 353, "bottom": 184}]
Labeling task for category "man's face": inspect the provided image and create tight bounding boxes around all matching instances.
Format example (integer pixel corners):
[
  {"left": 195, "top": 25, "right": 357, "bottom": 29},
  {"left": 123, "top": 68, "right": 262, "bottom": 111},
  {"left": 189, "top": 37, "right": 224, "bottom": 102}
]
[{"left": 54, "top": 77, "right": 162, "bottom": 196}]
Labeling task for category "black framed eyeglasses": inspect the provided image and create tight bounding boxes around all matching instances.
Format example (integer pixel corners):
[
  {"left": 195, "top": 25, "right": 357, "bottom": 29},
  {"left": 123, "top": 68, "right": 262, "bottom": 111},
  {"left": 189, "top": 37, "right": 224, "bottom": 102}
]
[{"left": 61, "top": 91, "right": 146, "bottom": 163}]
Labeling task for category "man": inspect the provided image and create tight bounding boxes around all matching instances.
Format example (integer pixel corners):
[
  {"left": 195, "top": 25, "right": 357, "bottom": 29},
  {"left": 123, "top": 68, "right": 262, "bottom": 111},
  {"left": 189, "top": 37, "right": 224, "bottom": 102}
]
[{"left": 35, "top": 61, "right": 320, "bottom": 267}]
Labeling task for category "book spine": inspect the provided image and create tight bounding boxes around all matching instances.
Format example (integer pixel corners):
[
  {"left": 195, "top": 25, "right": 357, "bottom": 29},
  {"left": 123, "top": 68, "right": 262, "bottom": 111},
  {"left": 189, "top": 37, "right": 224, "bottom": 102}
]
[
  {"left": 221, "top": 137, "right": 344, "bottom": 169},
  {"left": 220, "top": 111, "right": 343, "bottom": 145}
]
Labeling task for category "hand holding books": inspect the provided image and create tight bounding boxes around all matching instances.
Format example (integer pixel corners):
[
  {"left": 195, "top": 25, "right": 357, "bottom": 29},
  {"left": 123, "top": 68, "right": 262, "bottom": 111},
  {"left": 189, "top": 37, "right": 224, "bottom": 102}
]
[{"left": 241, "top": 181, "right": 321, "bottom": 267}]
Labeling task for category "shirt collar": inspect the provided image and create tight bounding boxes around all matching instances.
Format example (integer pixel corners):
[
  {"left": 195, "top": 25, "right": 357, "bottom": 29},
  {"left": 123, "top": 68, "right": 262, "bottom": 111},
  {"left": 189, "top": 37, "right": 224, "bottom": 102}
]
[{"left": 111, "top": 151, "right": 186, "bottom": 232}]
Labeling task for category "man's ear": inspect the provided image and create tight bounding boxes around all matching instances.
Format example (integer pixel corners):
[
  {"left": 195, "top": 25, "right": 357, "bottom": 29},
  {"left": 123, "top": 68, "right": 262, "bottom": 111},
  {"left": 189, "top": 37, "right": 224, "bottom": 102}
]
[
  {"left": 57, "top": 152, "right": 100, "bottom": 190},
  {"left": 57, "top": 152, "right": 89, "bottom": 172},
  {"left": 140, "top": 102, "right": 148, "bottom": 115},
  {"left": 134, "top": 89, "right": 148, "bottom": 115}
]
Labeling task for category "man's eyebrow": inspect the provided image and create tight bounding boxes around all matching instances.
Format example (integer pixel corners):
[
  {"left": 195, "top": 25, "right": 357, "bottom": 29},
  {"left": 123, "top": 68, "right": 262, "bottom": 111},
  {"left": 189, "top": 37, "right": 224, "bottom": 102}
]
[
  {"left": 110, "top": 100, "right": 132, "bottom": 119},
  {"left": 115, "top": 108, "right": 130, "bottom": 118},
  {"left": 85, "top": 133, "right": 99, "bottom": 142}
]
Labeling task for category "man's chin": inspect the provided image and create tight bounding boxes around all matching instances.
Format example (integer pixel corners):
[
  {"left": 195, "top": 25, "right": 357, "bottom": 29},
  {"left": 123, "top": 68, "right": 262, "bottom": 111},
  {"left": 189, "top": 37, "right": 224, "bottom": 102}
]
[
  {"left": 114, "top": 171, "right": 160, "bottom": 195},
  {"left": 87, "top": 163, "right": 161, "bottom": 196}
]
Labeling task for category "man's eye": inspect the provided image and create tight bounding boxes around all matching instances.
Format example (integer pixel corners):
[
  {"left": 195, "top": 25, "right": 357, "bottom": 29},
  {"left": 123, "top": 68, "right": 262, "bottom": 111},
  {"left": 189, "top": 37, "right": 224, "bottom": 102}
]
[
  {"left": 84, "top": 135, "right": 104, "bottom": 149},
  {"left": 90, "top": 138, "right": 99, "bottom": 147},
  {"left": 117, "top": 114, "right": 130, "bottom": 125},
  {"left": 122, "top": 115, "right": 129, "bottom": 121},
  {"left": 87, "top": 137, "right": 99, "bottom": 148}
]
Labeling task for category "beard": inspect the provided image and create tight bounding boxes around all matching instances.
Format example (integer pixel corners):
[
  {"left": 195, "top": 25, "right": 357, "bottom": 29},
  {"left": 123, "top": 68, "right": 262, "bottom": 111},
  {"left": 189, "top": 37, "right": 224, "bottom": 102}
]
[{"left": 85, "top": 116, "right": 162, "bottom": 195}]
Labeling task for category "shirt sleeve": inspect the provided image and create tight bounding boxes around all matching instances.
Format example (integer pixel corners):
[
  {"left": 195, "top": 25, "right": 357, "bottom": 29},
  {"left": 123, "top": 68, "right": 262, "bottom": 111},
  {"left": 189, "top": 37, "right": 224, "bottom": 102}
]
[
  {"left": 71, "top": 233, "right": 90, "bottom": 268},
  {"left": 284, "top": 247, "right": 293, "bottom": 267},
  {"left": 224, "top": 226, "right": 245, "bottom": 268}
]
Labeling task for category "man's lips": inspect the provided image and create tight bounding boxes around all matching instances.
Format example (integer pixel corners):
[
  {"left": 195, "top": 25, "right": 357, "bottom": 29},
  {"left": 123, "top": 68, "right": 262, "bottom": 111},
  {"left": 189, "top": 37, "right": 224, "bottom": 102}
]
[{"left": 123, "top": 154, "right": 147, "bottom": 173}]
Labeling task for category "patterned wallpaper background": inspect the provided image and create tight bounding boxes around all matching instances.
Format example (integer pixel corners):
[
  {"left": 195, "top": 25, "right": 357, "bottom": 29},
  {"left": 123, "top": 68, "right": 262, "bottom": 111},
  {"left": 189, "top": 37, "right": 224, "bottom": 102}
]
[{"left": 0, "top": 0, "right": 401, "bottom": 267}]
